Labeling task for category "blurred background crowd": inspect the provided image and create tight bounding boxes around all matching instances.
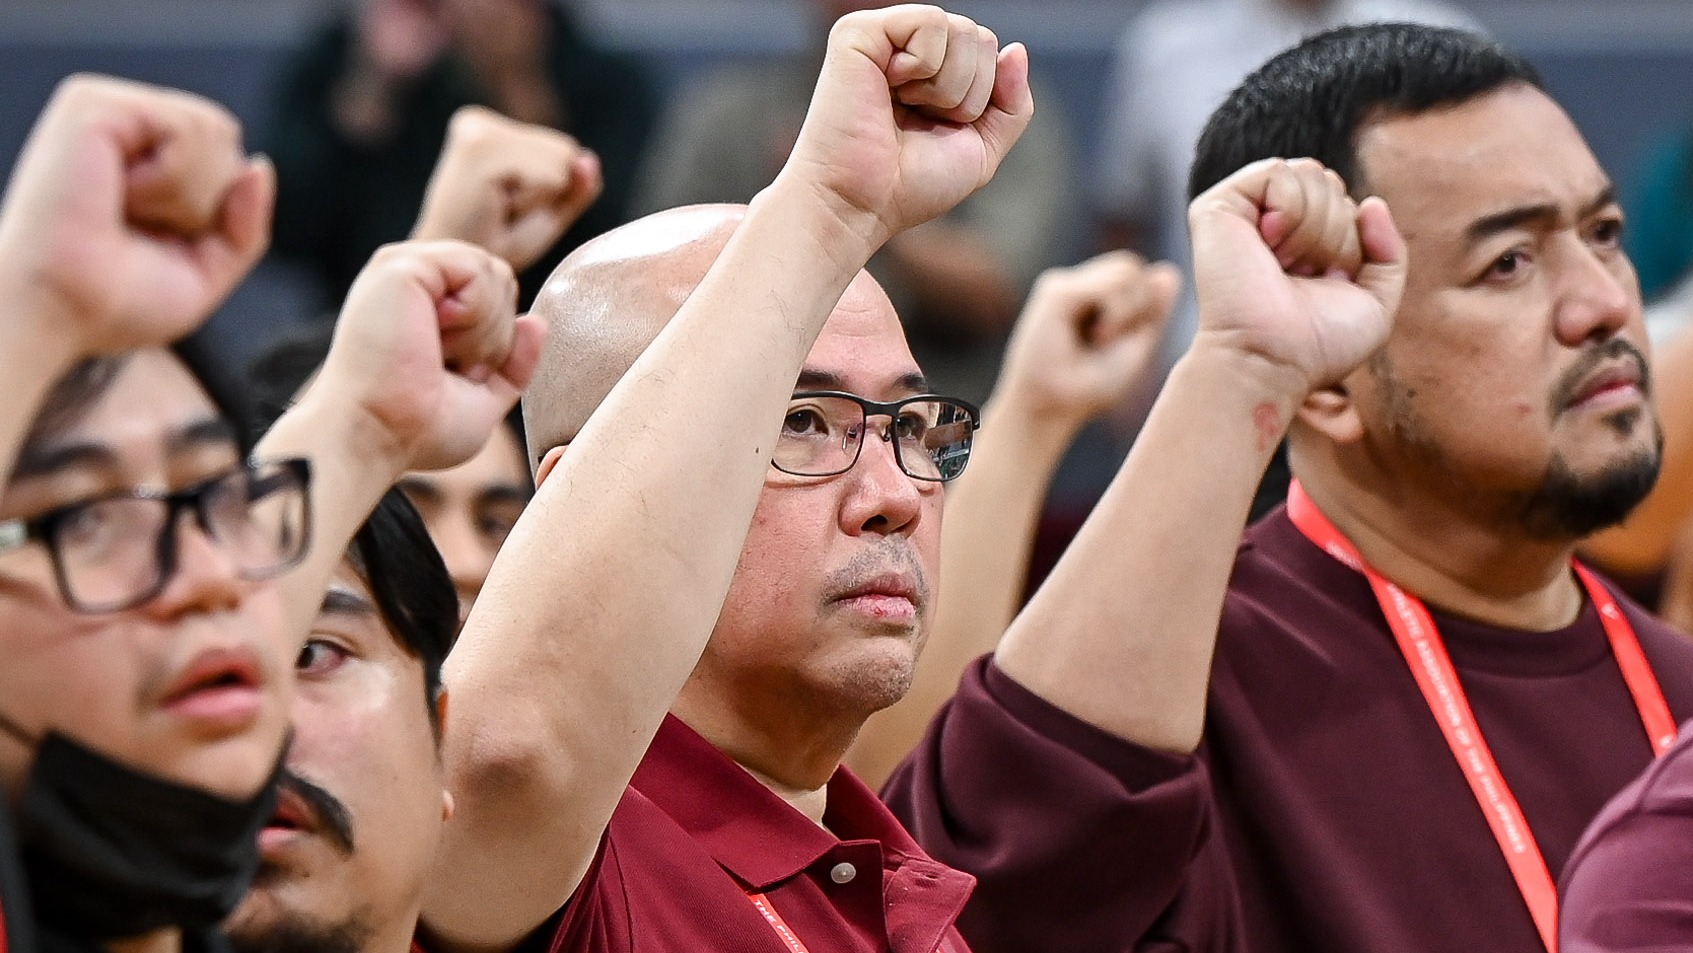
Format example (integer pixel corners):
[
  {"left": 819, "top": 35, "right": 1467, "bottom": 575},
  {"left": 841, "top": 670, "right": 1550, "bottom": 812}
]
[{"left": 4, "top": 0, "right": 1693, "bottom": 598}]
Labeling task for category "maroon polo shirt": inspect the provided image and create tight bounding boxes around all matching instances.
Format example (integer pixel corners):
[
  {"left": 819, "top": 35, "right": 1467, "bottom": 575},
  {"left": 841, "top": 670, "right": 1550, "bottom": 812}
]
[
  {"left": 1560, "top": 717, "right": 1693, "bottom": 951},
  {"left": 535, "top": 714, "right": 974, "bottom": 953},
  {"left": 885, "top": 506, "right": 1693, "bottom": 953}
]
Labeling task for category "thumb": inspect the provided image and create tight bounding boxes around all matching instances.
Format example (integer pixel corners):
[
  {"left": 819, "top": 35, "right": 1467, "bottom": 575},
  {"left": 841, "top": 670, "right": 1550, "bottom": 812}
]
[
  {"left": 556, "top": 151, "right": 604, "bottom": 227},
  {"left": 1354, "top": 196, "right": 1406, "bottom": 317},
  {"left": 1089, "top": 261, "right": 1180, "bottom": 347},
  {"left": 972, "top": 43, "right": 1034, "bottom": 174},
  {"left": 495, "top": 312, "right": 547, "bottom": 393}
]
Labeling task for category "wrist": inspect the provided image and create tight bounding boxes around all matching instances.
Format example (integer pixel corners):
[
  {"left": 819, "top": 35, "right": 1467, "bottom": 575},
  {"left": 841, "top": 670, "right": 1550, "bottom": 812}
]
[
  {"left": 1174, "top": 334, "right": 1308, "bottom": 451},
  {"left": 980, "top": 382, "right": 1088, "bottom": 458},
  {"left": 1184, "top": 329, "right": 1312, "bottom": 408},
  {"left": 264, "top": 379, "right": 411, "bottom": 486},
  {"left": 0, "top": 248, "right": 101, "bottom": 376},
  {"left": 755, "top": 172, "right": 888, "bottom": 275}
]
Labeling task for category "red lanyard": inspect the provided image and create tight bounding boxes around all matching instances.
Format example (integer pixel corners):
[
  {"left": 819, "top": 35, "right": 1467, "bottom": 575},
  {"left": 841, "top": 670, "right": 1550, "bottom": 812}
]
[
  {"left": 748, "top": 891, "right": 812, "bottom": 953},
  {"left": 1286, "top": 481, "right": 1675, "bottom": 953}
]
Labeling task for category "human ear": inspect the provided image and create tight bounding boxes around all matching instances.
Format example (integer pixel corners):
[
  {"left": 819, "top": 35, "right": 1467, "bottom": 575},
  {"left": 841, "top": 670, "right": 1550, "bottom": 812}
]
[
  {"left": 1297, "top": 381, "right": 1365, "bottom": 445},
  {"left": 534, "top": 444, "right": 567, "bottom": 486}
]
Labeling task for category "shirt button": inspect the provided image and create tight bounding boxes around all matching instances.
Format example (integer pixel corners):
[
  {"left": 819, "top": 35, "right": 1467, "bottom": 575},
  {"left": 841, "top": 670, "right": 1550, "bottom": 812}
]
[{"left": 830, "top": 862, "right": 857, "bottom": 884}]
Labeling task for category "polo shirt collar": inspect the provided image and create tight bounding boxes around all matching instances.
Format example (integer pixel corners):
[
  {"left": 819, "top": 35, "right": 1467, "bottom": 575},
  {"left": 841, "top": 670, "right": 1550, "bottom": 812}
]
[{"left": 630, "top": 715, "right": 928, "bottom": 891}]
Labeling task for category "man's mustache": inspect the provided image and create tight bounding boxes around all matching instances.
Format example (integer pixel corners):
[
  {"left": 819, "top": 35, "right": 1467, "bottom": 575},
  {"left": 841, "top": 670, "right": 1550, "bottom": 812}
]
[
  {"left": 280, "top": 768, "right": 356, "bottom": 855},
  {"left": 822, "top": 538, "right": 932, "bottom": 609},
  {"left": 1553, "top": 338, "right": 1651, "bottom": 412}
]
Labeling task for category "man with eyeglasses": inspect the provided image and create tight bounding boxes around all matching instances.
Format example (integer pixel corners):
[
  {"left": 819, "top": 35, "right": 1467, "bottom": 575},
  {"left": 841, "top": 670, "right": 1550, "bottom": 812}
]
[
  {"left": 0, "top": 74, "right": 538, "bottom": 953},
  {"left": 0, "top": 75, "right": 287, "bottom": 953},
  {"left": 418, "top": 7, "right": 1029, "bottom": 952}
]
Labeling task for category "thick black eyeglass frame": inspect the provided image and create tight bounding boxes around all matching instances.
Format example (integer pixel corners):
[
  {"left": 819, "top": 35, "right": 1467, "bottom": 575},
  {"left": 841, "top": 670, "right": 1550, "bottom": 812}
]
[
  {"left": 773, "top": 390, "right": 982, "bottom": 483},
  {"left": 0, "top": 457, "right": 313, "bottom": 614}
]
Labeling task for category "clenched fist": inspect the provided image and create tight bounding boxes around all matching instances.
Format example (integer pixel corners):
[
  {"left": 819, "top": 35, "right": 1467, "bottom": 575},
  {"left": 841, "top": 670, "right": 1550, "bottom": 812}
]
[
  {"left": 412, "top": 106, "right": 603, "bottom": 273},
  {"left": 998, "top": 250, "right": 1180, "bottom": 429},
  {"left": 776, "top": 4, "right": 1035, "bottom": 255},
  {"left": 311, "top": 240, "right": 545, "bottom": 473},
  {"left": 1188, "top": 157, "right": 1407, "bottom": 395},
  {"left": 0, "top": 74, "right": 273, "bottom": 358}
]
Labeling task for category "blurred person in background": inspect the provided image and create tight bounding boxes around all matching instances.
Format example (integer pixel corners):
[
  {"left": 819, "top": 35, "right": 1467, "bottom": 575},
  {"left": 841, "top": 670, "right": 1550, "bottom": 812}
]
[
  {"left": 1618, "top": 122, "right": 1693, "bottom": 305},
  {"left": 265, "top": 0, "right": 654, "bottom": 310},
  {"left": 634, "top": 0, "right": 1075, "bottom": 407}
]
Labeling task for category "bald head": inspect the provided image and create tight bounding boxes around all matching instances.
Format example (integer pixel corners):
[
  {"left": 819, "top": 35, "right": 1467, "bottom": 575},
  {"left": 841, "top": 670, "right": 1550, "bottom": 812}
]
[{"left": 522, "top": 205, "right": 747, "bottom": 463}]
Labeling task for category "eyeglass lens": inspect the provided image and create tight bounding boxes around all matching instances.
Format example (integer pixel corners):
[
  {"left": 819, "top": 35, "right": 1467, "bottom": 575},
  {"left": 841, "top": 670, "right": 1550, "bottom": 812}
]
[
  {"left": 774, "top": 395, "right": 974, "bottom": 481},
  {"left": 55, "top": 461, "right": 309, "bottom": 612}
]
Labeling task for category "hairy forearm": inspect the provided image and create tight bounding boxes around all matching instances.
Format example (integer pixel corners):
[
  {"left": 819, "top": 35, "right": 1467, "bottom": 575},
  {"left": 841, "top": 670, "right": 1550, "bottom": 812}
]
[{"left": 994, "top": 339, "right": 1301, "bottom": 753}]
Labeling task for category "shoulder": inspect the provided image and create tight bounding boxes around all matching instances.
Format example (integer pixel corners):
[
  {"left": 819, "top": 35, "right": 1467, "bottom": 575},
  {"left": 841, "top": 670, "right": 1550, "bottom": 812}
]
[{"left": 1560, "top": 725, "right": 1693, "bottom": 947}]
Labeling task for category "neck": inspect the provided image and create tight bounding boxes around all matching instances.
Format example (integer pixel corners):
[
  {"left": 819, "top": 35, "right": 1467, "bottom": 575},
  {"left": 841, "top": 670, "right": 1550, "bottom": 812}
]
[
  {"left": 1298, "top": 467, "right": 1583, "bottom": 631},
  {"left": 672, "top": 682, "right": 863, "bottom": 828},
  {"left": 367, "top": 906, "right": 423, "bottom": 953}
]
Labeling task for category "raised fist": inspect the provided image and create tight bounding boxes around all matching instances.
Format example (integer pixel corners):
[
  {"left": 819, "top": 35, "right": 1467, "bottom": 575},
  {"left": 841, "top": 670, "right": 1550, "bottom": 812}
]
[
  {"left": 998, "top": 250, "right": 1180, "bottom": 429},
  {"left": 0, "top": 74, "right": 273, "bottom": 357},
  {"left": 412, "top": 106, "right": 602, "bottom": 272},
  {"left": 311, "top": 240, "right": 545, "bottom": 473},
  {"left": 778, "top": 4, "right": 1034, "bottom": 251},
  {"left": 1188, "top": 157, "right": 1407, "bottom": 393}
]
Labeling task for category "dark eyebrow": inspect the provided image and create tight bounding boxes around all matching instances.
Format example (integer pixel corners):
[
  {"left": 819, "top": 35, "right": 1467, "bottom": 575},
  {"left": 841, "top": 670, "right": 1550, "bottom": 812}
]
[
  {"left": 1465, "top": 184, "right": 1619, "bottom": 246},
  {"left": 11, "top": 442, "right": 119, "bottom": 481},
  {"left": 793, "top": 369, "right": 933, "bottom": 395},
  {"left": 321, "top": 585, "right": 376, "bottom": 617},
  {"left": 168, "top": 417, "right": 238, "bottom": 457},
  {"left": 396, "top": 477, "right": 443, "bottom": 504},
  {"left": 11, "top": 416, "right": 234, "bottom": 483},
  {"left": 795, "top": 369, "right": 846, "bottom": 391},
  {"left": 476, "top": 484, "right": 533, "bottom": 507}
]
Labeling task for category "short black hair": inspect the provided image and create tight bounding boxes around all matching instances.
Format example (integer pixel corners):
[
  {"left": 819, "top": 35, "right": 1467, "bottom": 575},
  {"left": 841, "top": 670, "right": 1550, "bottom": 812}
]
[
  {"left": 1187, "top": 22, "right": 1543, "bottom": 201},
  {"left": 346, "top": 488, "right": 458, "bottom": 736}
]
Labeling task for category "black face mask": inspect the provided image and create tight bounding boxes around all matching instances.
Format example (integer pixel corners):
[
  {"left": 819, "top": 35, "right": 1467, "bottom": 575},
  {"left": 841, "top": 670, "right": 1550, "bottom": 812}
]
[{"left": 14, "top": 730, "right": 281, "bottom": 941}]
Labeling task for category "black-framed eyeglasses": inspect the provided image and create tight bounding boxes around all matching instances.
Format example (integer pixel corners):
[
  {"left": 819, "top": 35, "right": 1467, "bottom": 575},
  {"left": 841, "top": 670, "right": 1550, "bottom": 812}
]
[
  {"left": 772, "top": 391, "right": 980, "bottom": 483},
  {"left": 0, "top": 457, "right": 312, "bottom": 614}
]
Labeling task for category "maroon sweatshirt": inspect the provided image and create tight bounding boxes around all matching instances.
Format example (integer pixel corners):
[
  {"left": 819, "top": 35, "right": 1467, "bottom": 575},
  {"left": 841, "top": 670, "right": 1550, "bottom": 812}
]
[
  {"left": 1559, "top": 716, "right": 1693, "bottom": 952},
  {"left": 884, "top": 507, "right": 1693, "bottom": 953}
]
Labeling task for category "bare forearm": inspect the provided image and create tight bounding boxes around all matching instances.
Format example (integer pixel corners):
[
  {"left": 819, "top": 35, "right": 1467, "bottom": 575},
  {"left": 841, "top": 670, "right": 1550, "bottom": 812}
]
[
  {"left": 0, "top": 316, "right": 79, "bottom": 488},
  {"left": 254, "top": 394, "right": 409, "bottom": 639},
  {"left": 994, "top": 339, "right": 1300, "bottom": 752}
]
